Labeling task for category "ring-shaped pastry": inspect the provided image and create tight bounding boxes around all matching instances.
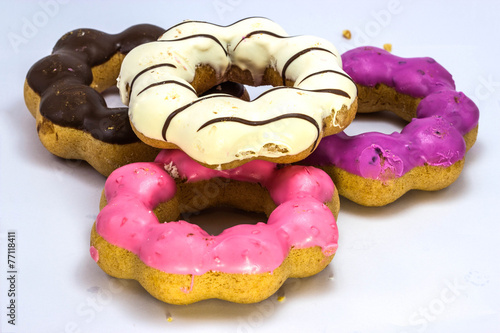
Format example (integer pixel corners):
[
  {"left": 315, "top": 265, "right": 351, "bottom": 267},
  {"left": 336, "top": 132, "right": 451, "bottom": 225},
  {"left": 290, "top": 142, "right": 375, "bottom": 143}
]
[
  {"left": 24, "top": 24, "right": 249, "bottom": 175},
  {"left": 90, "top": 149, "right": 339, "bottom": 304},
  {"left": 117, "top": 17, "right": 358, "bottom": 169},
  {"left": 24, "top": 24, "right": 164, "bottom": 175},
  {"left": 303, "top": 46, "right": 479, "bottom": 206}
]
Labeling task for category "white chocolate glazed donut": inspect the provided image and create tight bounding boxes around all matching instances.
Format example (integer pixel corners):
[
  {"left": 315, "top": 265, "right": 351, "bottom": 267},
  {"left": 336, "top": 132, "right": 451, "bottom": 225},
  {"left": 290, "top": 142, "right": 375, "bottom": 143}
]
[{"left": 117, "top": 17, "right": 357, "bottom": 168}]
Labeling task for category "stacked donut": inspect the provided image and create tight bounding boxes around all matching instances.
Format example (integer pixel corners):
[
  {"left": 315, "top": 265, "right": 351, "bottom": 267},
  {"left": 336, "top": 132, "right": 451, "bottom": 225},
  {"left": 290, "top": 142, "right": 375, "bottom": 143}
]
[
  {"left": 303, "top": 46, "right": 479, "bottom": 206},
  {"left": 24, "top": 18, "right": 479, "bottom": 305}
]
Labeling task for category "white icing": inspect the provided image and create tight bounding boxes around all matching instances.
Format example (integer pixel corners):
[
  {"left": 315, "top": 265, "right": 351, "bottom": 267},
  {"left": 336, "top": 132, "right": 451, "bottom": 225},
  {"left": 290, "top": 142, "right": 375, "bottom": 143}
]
[{"left": 118, "top": 17, "right": 357, "bottom": 166}]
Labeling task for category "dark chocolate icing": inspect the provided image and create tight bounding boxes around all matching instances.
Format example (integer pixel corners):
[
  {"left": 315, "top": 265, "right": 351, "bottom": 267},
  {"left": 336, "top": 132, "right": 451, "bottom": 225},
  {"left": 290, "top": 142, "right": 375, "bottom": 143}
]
[
  {"left": 26, "top": 25, "right": 248, "bottom": 145},
  {"left": 26, "top": 24, "right": 165, "bottom": 144}
]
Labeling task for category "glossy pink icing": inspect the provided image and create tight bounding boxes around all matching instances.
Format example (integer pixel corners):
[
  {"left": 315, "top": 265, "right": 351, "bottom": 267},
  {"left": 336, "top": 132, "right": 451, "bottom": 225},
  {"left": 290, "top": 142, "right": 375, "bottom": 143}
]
[
  {"left": 94, "top": 150, "right": 338, "bottom": 275},
  {"left": 303, "top": 46, "right": 480, "bottom": 180}
]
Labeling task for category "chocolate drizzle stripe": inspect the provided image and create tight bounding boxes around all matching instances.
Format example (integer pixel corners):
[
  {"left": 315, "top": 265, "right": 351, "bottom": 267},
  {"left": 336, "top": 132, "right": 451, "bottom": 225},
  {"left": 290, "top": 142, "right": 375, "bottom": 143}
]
[
  {"left": 137, "top": 80, "right": 197, "bottom": 97},
  {"left": 161, "top": 94, "right": 241, "bottom": 141},
  {"left": 252, "top": 86, "right": 297, "bottom": 101},
  {"left": 129, "top": 63, "right": 177, "bottom": 97},
  {"left": 197, "top": 113, "right": 321, "bottom": 152},
  {"left": 157, "top": 34, "right": 228, "bottom": 56},
  {"left": 310, "top": 88, "right": 350, "bottom": 99},
  {"left": 233, "top": 30, "right": 288, "bottom": 51},
  {"left": 162, "top": 17, "right": 270, "bottom": 35},
  {"left": 252, "top": 86, "right": 350, "bottom": 101},
  {"left": 297, "top": 69, "right": 355, "bottom": 86},
  {"left": 281, "top": 47, "right": 337, "bottom": 85}
]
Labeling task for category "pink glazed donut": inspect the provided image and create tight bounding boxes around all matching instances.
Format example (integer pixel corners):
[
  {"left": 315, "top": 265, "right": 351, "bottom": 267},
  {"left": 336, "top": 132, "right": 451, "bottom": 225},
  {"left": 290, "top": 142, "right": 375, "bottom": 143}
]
[
  {"left": 302, "top": 46, "right": 479, "bottom": 206},
  {"left": 90, "top": 149, "right": 339, "bottom": 304}
]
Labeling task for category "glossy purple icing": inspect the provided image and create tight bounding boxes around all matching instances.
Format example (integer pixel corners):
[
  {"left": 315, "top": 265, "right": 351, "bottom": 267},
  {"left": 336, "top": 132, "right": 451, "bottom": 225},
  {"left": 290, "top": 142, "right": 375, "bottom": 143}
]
[
  {"left": 303, "top": 46, "right": 479, "bottom": 180},
  {"left": 343, "top": 46, "right": 455, "bottom": 97}
]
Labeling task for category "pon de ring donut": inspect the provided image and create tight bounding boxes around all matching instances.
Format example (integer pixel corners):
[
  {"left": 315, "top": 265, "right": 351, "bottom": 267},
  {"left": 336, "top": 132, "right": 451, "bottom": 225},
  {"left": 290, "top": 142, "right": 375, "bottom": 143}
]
[
  {"left": 117, "top": 17, "right": 358, "bottom": 169},
  {"left": 90, "top": 149, "right": 340, "bottom": 304},
  {"left": 303, "top": 46, "right": 479, "bottom": 206}
]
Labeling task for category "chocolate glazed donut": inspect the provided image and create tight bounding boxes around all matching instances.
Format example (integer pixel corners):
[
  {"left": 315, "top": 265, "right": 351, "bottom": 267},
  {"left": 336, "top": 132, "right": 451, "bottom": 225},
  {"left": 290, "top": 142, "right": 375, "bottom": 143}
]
[
  {"left": 23, "top": 24, "right": 164, "bottom": 176},
  {"left": 23, "top": 24, "right": 248, "bottom": 176}
]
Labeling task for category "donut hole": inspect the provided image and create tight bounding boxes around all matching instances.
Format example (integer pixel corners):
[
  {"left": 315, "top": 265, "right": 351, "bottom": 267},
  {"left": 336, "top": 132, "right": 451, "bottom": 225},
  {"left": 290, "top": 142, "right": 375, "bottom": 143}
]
[
  {"left": 101, "top": 85, "right": 126, "bottom": 108},
  {"left": 245, "top": 85, "right": 273, "bottom": 100},
  {"left": 343, "top": 84, "right": 420, "bottom": 136},
  {"left": 343, "top": 110, "right": 408, "bottom": 136},
  {"left": 102, "top": 81, "right": 252, "bottom": 109},
  {"left": 153, "top": 178, "right": 276, "bottom": 236},
  {"left": 183, "top": 207, "right": 268, "bottom": 236}
]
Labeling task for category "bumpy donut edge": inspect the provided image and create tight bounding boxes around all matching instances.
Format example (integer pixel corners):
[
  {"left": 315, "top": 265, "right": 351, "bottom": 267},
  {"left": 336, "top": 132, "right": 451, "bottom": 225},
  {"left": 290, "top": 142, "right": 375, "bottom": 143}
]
[
  {"left": 318, "top": 84, "right": 478, "bottom": 206},
  {"left": 90, "top": 171, "right": 340, "bottom": 304},
  {"left": 91, "top": 224, "right": 334, "bottom": 304},
  {"left": 128, "top": 64, "right": 358, "bottom": 170},
  {"left": 24, "top": 52, "right": 160, "bottom": 176},
  {"left": 119, "top": 18, "right": 359, "bottom": 169}
]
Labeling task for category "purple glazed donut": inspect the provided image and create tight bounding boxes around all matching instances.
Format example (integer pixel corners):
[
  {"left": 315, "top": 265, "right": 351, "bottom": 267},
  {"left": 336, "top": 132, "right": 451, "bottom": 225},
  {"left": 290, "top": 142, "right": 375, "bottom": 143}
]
[{"left": 302, "top": 46, "right": 479, "bottom": 206}]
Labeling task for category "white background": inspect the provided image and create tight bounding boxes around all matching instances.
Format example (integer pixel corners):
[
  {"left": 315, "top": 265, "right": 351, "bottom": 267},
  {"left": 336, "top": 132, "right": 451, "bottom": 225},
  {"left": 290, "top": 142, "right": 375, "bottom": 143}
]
[{"left": 1, "top": 0, "right": 499, "bottom": 332}]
